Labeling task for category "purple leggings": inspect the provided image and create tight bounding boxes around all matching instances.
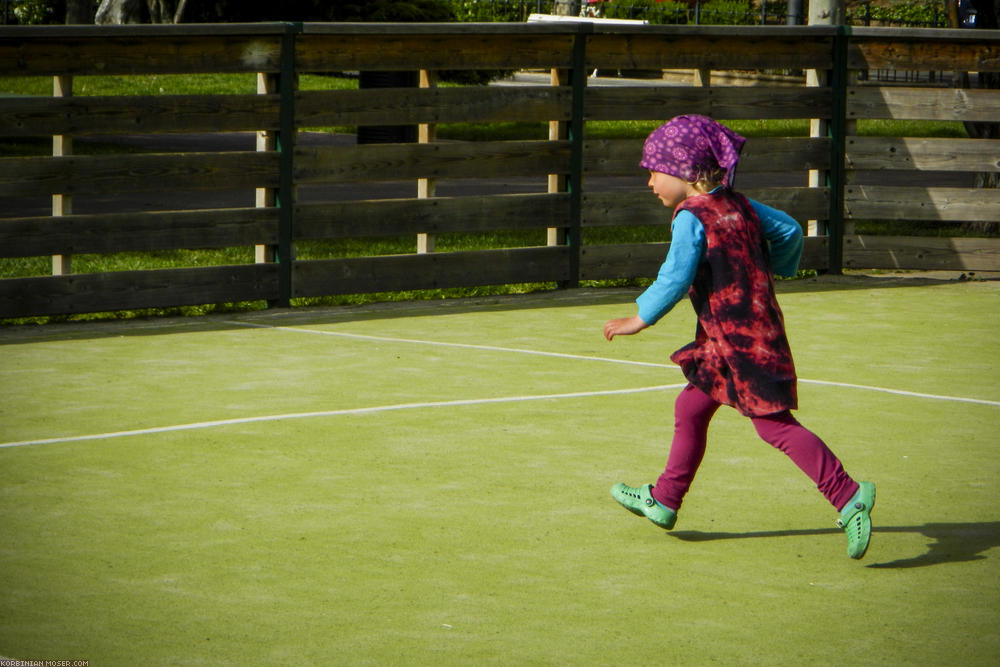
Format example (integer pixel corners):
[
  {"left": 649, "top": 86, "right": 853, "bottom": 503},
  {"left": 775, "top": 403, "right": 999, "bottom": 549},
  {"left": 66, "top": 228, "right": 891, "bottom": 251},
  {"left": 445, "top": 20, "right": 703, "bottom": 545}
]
[{"left": 651, "top": 384, "right": 859, "bottom": 512}]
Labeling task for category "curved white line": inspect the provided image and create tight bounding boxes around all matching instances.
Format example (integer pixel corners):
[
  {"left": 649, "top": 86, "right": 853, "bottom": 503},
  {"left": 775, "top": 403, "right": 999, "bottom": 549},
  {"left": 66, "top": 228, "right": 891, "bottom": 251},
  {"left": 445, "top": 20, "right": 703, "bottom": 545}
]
[
  {"left": 796, "top": 378, "right": 1000, "bottom": 407},
  {"left": 225, "top": 320, "right": 674, "bottom": 369},
  {"left": 223, "top": 321, "right": 1000, "bottom": 407}
]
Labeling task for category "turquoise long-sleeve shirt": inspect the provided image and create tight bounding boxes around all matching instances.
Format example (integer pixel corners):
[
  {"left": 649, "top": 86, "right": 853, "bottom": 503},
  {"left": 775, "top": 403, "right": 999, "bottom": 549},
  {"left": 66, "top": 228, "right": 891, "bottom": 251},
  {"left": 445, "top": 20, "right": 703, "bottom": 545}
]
[{"left": 635, "top": 197, "right": 804, "bottom": 326}]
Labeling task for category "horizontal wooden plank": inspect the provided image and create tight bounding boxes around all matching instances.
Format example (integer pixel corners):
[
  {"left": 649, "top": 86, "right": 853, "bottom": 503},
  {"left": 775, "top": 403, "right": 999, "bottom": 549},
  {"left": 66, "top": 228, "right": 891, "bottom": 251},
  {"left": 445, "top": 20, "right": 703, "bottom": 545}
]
[
  {"left": 0, "top": 94, "right": 280, "bottom": 138},
  {"left": 581, "top": 139, "right": 644, "bottom": 178},
  {"left": 0, "top": 23, "right": 835, "bottom": 39},
  {"left": 849, "top": 27, "right": 982, "bottom": 40},
  {"left": 295, "top": 193, "right": 570, "bottom": 240},
  {"left": 847, "top": 86, "right": 1000, "bottom": 122},
  {"left": 740, "top": 187, "right": 831, "bottom": 221},
  {"left": 295, "top": 33, "right": 576, "bottom": 71},
  {"left": 297, "top": 86, "right": 572, "bottom": 127},
  {"left": 580, "top": 242, "right": 669, "bottom": 280},
  {"left": 584, "top": 137, "right": 831, "bottom": 177},
  {"left": 581, "top": 191, "right": 665, "bottom": 228},
  {"left": 588, "top": 25, "right": 839, "bottom": 37},
  {"left": 584, "top": 86, "right": 832, "bottom": 122},
  {"left": 0, "top": 34, "right": 284, "bottom": 76},
  {"left": 585, "top": 32, "right": 833, "bottom": 70},
  {"left": 580, "top": 236, "right": 830, "bottom": 279},
  {"left": 582, "top": 187, "right": 830, "bottom": 227},
  {"left": 0, "top": 208, "right": 277, "bottom": 257},
  {"left": 0, "top": 263, "right": 278, "bottom": 318},
  {"left": 0, "top": 152, "right": 279, "bottom": 197},
  {"left": 739, "top": 138, "right": 832, "bottom": 173},
  {"left": 292, "top": 246, "right": 570, "bottom": 297},
  {"left": 800, "top": 235, "right": 831, "bottom": 271},
  {"left": 2, "top": 24, "right": 991, "bottom": 77},
  {"left": 847, "top": 31, "right": 1000, "bottom": 72},
  {"left": 846, "top": 137, "right": 1000, "bottom": 173},
  {"left": 294, "top": 141, "right": 572, "bottom": 184},
  {"left": 845, "top": 185, "right": 1000, "bottom": 222},
  {"left": 299, "top": 23, "right": 585, "bottom": 36},
  {"left": 297, "top": 23, "right": 833, "bottom": 38},
  {"left": 843, "top": 235, "right": 1000, "bottom": 271}
]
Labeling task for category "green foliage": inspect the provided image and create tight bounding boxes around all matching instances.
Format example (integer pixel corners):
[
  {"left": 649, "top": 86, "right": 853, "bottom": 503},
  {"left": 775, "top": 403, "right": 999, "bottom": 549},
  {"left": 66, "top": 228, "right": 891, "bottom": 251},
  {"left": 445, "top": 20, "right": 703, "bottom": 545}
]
[
  {"left": 159, "top": 0, "right": 457, "bottom": 22},
  {"left": 8, "top": 0, "right": 56, "bottom": 24},
  {"left": 449, "top": 0, "right": 535, "bottom": 22},
  {"left": 328, "top": 0, "right": 456, "bottom": 22},
  {"left": 848, "top": 0, "right": 946, "bottom": 26},
  {"left": 697, "top": 0, "right": 758, "bottom": 25},
  {"left": 604, "top": 0, "right": 689, "bottom": 24}
]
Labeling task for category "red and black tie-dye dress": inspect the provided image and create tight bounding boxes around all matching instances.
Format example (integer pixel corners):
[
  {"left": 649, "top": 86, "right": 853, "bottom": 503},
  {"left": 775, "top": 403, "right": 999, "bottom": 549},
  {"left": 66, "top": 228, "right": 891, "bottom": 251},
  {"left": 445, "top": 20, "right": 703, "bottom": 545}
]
[{"left": 669, "top": 189, "right": 798, "bottom": 417}]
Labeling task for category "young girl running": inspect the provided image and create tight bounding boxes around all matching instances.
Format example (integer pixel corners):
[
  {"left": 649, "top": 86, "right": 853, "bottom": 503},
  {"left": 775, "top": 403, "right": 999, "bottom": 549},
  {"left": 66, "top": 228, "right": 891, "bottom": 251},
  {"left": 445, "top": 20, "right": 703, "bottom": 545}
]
[{"left": 604, "top": 115, "right": 875, "bottom": 559}]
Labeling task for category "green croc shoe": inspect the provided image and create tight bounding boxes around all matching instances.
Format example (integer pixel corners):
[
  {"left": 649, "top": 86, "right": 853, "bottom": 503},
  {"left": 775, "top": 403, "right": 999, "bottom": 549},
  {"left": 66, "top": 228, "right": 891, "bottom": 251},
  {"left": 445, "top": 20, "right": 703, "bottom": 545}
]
[
  {"left": 837, "top": 481, "right": 876, "bottom": 559},
  {"left": 610, "top": 482, "right": 677, "bottom": 530}
]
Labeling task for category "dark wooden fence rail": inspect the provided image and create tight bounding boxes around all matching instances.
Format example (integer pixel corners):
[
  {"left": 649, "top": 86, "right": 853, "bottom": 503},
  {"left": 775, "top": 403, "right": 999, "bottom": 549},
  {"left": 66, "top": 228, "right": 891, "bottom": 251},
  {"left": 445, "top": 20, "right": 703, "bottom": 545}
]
[
  {"left": 575, "top": 25, "right": 838, "bottom": 280},
  {"left": 843, "top": 28, "right": 1000, "bottom": 271},
  {"left": 0, "top": 24, "right": 287, "bottom": 316},
  {"left": 0, "top": 23, "right": 997, "bottom": 318}
]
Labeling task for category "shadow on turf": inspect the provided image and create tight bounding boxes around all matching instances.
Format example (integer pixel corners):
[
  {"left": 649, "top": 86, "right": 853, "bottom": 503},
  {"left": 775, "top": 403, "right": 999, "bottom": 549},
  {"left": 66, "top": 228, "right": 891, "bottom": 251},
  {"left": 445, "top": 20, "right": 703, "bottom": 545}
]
[{"left": 671, "top": 521, "right": 1000, "bottom": 568}]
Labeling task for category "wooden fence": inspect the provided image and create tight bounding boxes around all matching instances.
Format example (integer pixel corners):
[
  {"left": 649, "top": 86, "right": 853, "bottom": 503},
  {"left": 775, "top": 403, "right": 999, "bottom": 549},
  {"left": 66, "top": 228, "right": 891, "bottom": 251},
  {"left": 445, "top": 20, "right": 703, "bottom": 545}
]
[{"left": 0, "top": 23, "right": 997, "bottom": 318}]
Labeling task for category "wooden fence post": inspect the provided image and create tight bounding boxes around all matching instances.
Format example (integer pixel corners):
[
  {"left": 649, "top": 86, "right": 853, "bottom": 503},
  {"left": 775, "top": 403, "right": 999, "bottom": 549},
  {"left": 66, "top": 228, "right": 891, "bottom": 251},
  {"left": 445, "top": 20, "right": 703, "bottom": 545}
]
[
  {"left": 272, "top": 23, "right": 300, "bottom": 308},
  {"left": 826, "top": 25, "right": 849, "bottom": 273},
  {"left": 806, "top": 67, "right": 828, "bottom": 238},
  {"left": 547, "top": 66, "right": 568, "bottom": 248},
  {"left": 256, "top": 72, "right": 277, "bottom": 264},
  {"left": 808, "top": 0, "right": 847, "bottom": 273},
  {"left": 417, "top": 69, "right": 437, "bottom": 254},
  {"left": 565, "top": 28, "right": 586, "bottom": 287},
  {"left": 52, "top": 75, "right": 72, "bottom": 275}
]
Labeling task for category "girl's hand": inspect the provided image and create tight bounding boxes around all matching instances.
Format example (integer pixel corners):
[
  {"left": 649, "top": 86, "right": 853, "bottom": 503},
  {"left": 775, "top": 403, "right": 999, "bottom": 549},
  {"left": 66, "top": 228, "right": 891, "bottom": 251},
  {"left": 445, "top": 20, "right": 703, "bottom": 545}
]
[{"left": 603, "top": 315, "right": 649, "bottom": 341}]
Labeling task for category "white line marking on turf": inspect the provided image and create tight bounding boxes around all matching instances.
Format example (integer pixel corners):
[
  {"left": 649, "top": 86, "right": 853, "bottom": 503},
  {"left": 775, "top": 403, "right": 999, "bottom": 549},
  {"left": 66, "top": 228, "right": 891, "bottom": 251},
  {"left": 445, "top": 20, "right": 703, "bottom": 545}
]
[
  {"left": 0, "top": 384, "right": 687, "bottom": 449},
  {"left": 6, "top": 321, "right": 997, "bottom": 450},
  {"left": 222, "top": 320, "right": 1000, "bottom": 408},
  {"left": 795, "top": 378, "right": 1000, "bottom": 407},
  {"left": 222, "top": 320, "right": 673, "bottom": 369}
]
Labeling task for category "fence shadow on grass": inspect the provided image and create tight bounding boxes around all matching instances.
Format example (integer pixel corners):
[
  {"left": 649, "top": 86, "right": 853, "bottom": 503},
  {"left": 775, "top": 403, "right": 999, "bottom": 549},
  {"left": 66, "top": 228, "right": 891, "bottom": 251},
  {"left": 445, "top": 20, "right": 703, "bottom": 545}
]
[{"left": 671, "top": 521, "right": 1000, "bottom": 569}]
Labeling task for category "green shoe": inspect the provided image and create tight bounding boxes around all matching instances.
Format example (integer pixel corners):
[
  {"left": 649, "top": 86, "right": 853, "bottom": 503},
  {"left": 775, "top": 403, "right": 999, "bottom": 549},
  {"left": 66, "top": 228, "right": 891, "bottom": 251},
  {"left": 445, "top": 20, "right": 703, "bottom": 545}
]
[
  {"left": 610, "top": 483, "right": 677, "bottom": 530},
  {"left": 837, "top": 481, "right": 876, "bottom": 559}
]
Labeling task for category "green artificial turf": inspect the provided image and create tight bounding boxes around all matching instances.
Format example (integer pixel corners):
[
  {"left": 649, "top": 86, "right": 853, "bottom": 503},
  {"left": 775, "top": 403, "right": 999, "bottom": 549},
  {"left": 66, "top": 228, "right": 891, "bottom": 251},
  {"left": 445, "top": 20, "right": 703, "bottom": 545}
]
[{"left": 1, "top": 277, "right": 998, "bottom": 665}]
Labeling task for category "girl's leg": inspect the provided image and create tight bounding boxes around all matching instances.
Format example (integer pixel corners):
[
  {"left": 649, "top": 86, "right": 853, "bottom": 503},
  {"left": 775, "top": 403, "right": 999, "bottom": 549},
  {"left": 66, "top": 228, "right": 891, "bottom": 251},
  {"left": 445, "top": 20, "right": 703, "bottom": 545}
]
[
  {"left": 651, "top": 384, "right": 721, "bottom": 511},
  {"left": 751, "top": 411, "right": 859, "bottom": 510}
]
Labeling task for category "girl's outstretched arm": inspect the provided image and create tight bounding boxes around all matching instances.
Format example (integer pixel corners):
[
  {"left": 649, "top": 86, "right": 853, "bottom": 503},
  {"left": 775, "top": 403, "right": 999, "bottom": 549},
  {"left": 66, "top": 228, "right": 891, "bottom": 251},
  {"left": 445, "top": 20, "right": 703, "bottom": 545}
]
[
  {"left": 604, "top": 315, "right": 649, "bottom": 341},
  {"left": 749, "top": 199, "right": 803, "bottom": 278},
  {"left": 606, "top": 210, "right": 702, "bottom": 342}
]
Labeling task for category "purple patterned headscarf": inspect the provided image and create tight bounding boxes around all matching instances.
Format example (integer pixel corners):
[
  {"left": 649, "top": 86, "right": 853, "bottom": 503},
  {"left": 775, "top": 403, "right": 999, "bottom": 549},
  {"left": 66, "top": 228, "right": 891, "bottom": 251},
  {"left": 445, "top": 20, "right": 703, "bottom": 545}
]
[{"left": 639, "top": 115, "right": 746, "bottom": 187}]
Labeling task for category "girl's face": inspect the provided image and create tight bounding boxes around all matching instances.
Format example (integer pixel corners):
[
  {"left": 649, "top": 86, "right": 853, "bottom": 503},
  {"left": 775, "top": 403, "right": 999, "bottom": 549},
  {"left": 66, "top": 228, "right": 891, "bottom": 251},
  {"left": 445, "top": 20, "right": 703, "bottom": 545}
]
[{"left": 647, "top": 171, "right": 696, "bottom": 208}]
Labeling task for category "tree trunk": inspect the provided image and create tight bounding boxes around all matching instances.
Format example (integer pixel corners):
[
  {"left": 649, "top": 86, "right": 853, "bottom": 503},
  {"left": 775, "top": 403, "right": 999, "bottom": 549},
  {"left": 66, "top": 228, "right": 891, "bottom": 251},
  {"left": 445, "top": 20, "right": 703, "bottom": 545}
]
[
  {"left": 808, "top": 0, "right": 845, "bottom": 25},
  {"left": 66, "top": 0, "right": 95, "bottom": 24},
  {"left": 146, "top": 0, "right": 167, "bottom": 23},
  {"left": 95, "top": 0, "right": 146, "bottom": 24},
  {"left": 945, "top": 0, "right": 960, "bottom": 28},
  {"left": 553, "top": 1, "right": 581, "bottom": 17},
  {"left": 173, "top": 0, "right": 189, "bottom": 23}
]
